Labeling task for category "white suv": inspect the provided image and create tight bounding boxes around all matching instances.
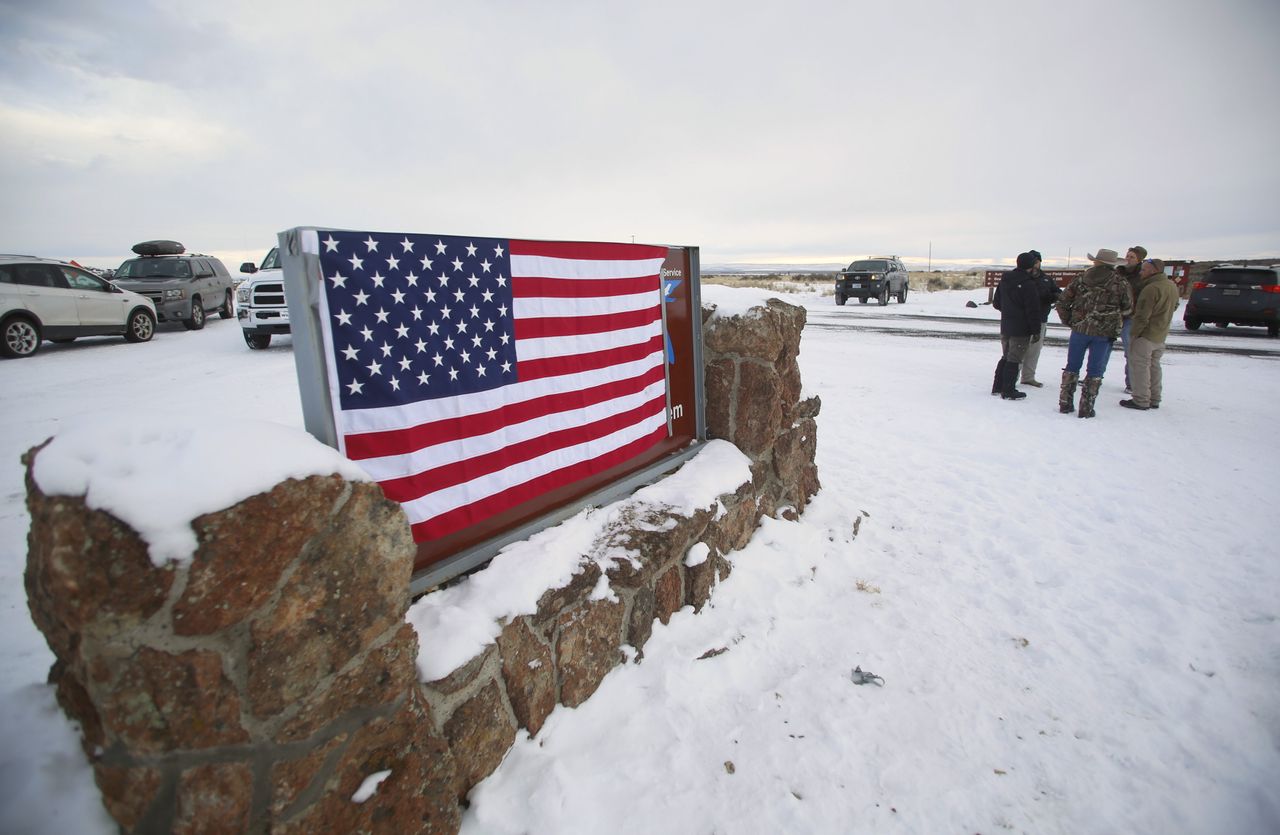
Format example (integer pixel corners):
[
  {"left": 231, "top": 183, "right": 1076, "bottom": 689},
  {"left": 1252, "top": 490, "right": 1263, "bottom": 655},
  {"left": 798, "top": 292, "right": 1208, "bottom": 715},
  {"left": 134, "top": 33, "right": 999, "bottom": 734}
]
[{"left": 1, "top": 255, "right": 157, "bottom": 358}]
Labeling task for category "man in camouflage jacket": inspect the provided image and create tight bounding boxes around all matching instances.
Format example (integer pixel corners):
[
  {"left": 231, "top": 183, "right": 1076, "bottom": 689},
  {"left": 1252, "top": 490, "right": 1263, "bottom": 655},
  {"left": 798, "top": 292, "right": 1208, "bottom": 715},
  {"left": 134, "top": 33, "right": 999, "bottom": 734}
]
[{"left": 1053, "top": 248, "right": 1134, "bottom": 418}]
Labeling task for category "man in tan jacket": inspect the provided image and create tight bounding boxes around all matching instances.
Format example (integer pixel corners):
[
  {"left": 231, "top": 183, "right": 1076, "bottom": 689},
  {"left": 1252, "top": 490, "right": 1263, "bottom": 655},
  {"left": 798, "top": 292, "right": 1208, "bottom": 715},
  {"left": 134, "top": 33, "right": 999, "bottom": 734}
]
[{"left": 1121, "top": 258, "right": 1180, "bottom": 411}]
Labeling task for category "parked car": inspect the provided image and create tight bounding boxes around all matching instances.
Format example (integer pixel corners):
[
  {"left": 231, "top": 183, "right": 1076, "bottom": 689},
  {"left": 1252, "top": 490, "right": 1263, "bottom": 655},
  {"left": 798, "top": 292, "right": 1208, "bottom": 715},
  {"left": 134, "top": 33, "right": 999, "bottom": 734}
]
[
  {"left": 1, "top": 254, "right": 156, "bottom": 358},
  {"left": 111, "top": 241, "right": 234, "bottom": 331},
  {"left": 1183, "top": 264, "right": 1280, "bottom": 337},
  {"left": 236, "top": 247, "right": 289, "bottom": 349},
  {"left": 835, "top": 256, "right": 910, "bottom": 305}
]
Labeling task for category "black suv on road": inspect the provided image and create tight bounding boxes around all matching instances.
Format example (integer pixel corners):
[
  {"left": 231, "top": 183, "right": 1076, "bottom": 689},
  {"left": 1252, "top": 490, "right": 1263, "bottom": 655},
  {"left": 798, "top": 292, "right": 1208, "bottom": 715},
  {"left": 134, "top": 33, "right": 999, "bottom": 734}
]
[
  {"left": 836, "top": 256, "right": 909, "bottom": 305},
  {"left": 1184, "top": 264, "right": 1280, "bottom": 337},
  {"left": 112, "top": 241, "right": 234, "bottom": 330}
]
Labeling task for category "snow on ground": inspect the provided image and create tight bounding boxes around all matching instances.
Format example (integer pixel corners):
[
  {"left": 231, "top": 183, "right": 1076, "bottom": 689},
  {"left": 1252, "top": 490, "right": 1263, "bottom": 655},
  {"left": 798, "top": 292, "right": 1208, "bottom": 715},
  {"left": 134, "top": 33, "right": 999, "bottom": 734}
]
[{"left": 1, "top": 291, "right": 1277, "bottom": 834}]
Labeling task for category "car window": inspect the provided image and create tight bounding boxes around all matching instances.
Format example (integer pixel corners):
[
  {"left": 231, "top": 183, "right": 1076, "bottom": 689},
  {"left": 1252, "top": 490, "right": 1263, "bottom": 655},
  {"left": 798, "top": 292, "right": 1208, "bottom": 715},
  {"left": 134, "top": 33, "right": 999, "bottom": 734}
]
[
  {"left": 60, "top": 267, "right": 109, "bottom": 291},
  {"left": 261, "top": 248, "right": 280, "bottom": 270},
  {"left": 2, "top": 263, "right": 66, "bottom": 288},
  {"left": 1208, "top": 269, "right": 1276, "bottom": 286},
  {"left": 118, "top": 258, "right": 192, "bottom": 279},
  {"left": 193, "top": 259, "right": 214, "bottom": 278}
]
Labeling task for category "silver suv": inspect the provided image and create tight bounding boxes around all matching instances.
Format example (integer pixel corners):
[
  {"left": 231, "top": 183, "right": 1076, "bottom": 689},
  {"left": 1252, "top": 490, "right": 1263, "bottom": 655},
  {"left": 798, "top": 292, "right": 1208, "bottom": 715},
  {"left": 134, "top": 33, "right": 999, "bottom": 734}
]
[
  {"left": 112, "top": 241, "right": 234, "bottom": 330},
  {"left": 835, "top": 255, "right": 910, "bottom": 305},
  {"left": 1, "top": 255, "right": 156, "bottom": 358}
]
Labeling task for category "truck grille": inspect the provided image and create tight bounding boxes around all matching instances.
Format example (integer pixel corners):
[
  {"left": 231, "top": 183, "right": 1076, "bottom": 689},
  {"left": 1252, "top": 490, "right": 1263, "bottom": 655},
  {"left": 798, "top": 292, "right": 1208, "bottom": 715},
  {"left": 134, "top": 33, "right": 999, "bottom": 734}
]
[{"left": 251, "top": 282, "right": 286, "bottom": 307}]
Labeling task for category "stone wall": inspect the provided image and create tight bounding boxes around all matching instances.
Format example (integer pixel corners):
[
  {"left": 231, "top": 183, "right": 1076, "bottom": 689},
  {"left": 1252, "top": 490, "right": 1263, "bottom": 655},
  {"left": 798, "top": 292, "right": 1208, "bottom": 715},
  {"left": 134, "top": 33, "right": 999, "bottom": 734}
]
[{"left": 24, "top": 297, "right": 819, "bottom": 833}]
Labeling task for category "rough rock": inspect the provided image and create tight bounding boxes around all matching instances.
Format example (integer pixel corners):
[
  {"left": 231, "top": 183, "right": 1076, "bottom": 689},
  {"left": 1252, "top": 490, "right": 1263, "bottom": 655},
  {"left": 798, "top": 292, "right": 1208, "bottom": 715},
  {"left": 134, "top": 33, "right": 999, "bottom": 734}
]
[
  {"left": 557, "top": 597, "right": 625, "bottom": 708},
  {"left": 441, "top": 680, "right": 517, "bottom": 795},
  {"left": 497, "top": 616, "right": 557, "bottom": 736}
]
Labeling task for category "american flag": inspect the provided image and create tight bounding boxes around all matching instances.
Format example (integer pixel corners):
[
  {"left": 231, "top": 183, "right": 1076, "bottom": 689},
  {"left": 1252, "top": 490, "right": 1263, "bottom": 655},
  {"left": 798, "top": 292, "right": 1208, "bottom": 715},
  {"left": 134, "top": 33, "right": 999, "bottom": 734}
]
[{"left": 314, "top": 230, "right": 671, "bottom": 543}]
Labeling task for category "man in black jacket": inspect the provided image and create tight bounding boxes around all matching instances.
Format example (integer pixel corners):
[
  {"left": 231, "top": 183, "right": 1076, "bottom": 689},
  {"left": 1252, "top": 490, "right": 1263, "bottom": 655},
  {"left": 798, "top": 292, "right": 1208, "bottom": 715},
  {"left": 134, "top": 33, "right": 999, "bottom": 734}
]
[
  {"left": 990, "top": 252, "right": 1043, "bottom": 400},
  {"left": 1019, "top": 249, "right": 1061, "bottom": 387}
]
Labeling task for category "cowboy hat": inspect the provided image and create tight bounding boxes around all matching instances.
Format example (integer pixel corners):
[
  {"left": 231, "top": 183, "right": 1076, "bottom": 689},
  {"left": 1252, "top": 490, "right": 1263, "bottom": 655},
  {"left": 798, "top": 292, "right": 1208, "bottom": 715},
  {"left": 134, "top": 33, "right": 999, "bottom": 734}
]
[{"left": 1087, "top": 248, "right": 1122, "bottom": 265}]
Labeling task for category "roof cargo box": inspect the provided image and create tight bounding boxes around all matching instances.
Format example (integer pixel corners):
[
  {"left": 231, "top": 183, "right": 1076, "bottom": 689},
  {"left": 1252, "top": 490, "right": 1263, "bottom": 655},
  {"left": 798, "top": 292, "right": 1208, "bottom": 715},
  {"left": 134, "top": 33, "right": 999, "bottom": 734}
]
[{"left": 131, "top": 240, "right": 185, "bottom": 256}]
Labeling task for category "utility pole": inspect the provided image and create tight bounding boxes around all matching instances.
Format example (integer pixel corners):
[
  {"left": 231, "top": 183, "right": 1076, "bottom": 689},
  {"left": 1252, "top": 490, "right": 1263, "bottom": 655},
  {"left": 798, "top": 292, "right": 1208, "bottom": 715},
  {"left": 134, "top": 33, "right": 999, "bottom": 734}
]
[{"left": 1067, "top": 247, "right": 1072, "bottom": 268}]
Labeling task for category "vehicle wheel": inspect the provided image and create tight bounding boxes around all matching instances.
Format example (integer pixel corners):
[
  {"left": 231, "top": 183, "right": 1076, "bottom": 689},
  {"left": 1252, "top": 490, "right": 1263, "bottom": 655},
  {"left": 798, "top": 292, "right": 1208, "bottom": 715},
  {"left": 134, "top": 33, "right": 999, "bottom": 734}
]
[
  {"left": 1, "top": 315, "right": 41, "bottom": 358},
  {"left": 878, "top": 286, "right": 889, "bottom": 306},
  {"left": 219, "top": 289, "right": 234, "bottom": 319},
  {"left": 184, "top": 297, "right": 206, "bottom": 330},
  {"left": 124, "top": 308, "right": 155, "bottom": 343},
  {"left": 50, "top": 338, "right": 76, "bottom": 344},
  {"left": 1268, "top": 323, "right": 1279, "bottom": 338},
  {"left": 898, "top": 284, "right": 908, "bottom": 303},
  {"left": 835, "top": 294, "right": 847, "bottom": 306},
  {"left": 244, "top": 331, "right": 271, "bottom": 350},
  {"left": 858, "top": 297, "right": 869, "bottom": 304},
  {"left": 1184, "top": 318, "right": 1200, "bottom": 331}
]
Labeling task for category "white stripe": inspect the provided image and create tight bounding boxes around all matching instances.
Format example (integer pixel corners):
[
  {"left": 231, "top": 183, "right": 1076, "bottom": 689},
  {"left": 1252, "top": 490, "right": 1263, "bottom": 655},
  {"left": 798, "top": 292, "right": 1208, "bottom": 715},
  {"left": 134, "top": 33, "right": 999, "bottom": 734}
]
[
  {"left": 398, "top": 410, "right": 668, "bottom": 523},
  {"left": 513, "top": 290, "right": 659, "bottom": 320},
  {"left": 515, "top": 320, "right": 661, "bottom": 362},
  {"left": 335, "top": 349, "right": 664, "bottom": 435},
  {"left": 511, "top": 254, "right": 665, "bottom": 280},
  {"left": 354, "top": 378, "right": 669, "bottom": 481}
]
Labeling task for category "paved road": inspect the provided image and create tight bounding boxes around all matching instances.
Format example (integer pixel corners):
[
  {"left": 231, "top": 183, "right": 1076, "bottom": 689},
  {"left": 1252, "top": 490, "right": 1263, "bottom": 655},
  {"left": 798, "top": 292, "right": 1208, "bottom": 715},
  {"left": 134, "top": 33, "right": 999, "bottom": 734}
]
[{"left": 805, "top": 308, "right": 1280, "bottom": 359}]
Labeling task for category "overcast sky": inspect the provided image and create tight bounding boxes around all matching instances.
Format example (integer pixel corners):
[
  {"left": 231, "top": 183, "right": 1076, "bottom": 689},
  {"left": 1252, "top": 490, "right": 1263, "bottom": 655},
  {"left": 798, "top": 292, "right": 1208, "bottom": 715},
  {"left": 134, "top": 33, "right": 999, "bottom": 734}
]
[{"left": 2, "top": 0, "right": 1277, "bottom": 271}]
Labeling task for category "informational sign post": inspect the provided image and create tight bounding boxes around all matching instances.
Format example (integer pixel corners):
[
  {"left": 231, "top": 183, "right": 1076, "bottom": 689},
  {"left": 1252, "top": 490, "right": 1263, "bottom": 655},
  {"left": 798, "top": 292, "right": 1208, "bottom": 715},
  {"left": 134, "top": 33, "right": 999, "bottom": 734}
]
[{"left": 278, "top": 227, "right": 704, "bottom": 591}]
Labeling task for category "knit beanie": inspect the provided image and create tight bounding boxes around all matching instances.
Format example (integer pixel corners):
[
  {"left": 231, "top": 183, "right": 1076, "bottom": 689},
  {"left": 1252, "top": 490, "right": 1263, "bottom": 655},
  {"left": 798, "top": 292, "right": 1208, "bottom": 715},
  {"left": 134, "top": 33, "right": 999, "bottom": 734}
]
[
  {"left": 1128, "top": 245, "right": 1148, "bottom": 260},
  {"left": 1015, "top": 252, "right": 1036, "bottom": 270}
]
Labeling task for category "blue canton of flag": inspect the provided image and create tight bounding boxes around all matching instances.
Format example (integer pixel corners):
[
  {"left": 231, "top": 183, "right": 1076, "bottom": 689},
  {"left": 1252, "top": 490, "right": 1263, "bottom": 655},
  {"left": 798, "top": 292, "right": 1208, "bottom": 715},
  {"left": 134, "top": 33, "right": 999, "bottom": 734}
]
[{"left": 317, "top": 232, "right": 518, "bottom": 410}]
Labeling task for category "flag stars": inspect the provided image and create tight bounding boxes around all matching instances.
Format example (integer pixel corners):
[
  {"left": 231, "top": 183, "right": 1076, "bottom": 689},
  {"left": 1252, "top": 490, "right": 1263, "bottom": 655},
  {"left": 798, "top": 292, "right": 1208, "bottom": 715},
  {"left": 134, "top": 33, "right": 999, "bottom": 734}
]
[
  {"left": 417, "top": 371, "right": 430, "bottom": 385},
  {"left": 434, "top": 240, "right": 447, "bottom": 255},
  {"left": 375, "top": 308, "right": 390, "bottom": 323},
  {"left": 460, "top": 349, "right": 471, "bottom": 364},
  {"left": 485, "top": 347, "right": 497, "bottom": 361},
  {"left": 420, "top": 255, "right": 434, "bottom": 271},
  {"left": 483, "top": 318, "right": 495, "bottom": 332},
  {"left": 323, "top": 235, "right": 340, "bottom": 253},
  {"left": 366, "top": 359, "right": 383, "bottom": 376},
  {"left": 449, "top": 367, "right": 460, "bottom": 381},
  {"left": 427, "top": 321, "right": 441, "bottom": 335},
  {"left": 360, "top": 325, "right": 375, "bottom": 342},
  {"left": 453, "top": 288, "right": 465, "bottom": 303},
  {"left": 400, "top": 238, "right": 415, "bottom": 253},
  {"left": 496, "top": 275, "right": 507, "bottom": 287},
  {"left": 466, "top": 242, "right": 477, "bottom": 257},
  {"left": 452, "top": 257, "right": 464, "bottom": 272},
  {"left": 437, "top": 273, "right": 449, "bottom": 287},
  {"left": 395, "top": 323, "right": 410, "bottom": 339},
  {"left": 440, "top": 304, "right": 452, "bottom": 319},
  {"left": 342, "top": 345, "right": 359, "bottom": 361},
  {"left": 424, "top": 289, "right": 437, "bottom": 303},
  {"left": 330, "top": 272, "right": 348, "bottom": 289},
  {"left": 481, "top": 289, "right": 494, "bottom": 303},
  {"left": 398, "top": 356, "right": 412, "bottom": 372},
  {"left": 476, "top": 365, "right": 488, "bottom": 378},
  {"left": 455, "top": 320, "right": 468, "bottom": 334},
  {"left": 470, "top": 334, "right": 483, "bottom": 348},
  {"left": 391, "top": 288, "right": 406, "bottom": 304},
  {"left": 443, "top": 336, "right": 455, "bottom": 350},
  {"left": 469, "top": 305, "right": 480, "bottom": 319},
  {"left": 411, "top": 305, "right": 423, "bottom": 321},
  {"left": 364, "top": 236, "right": 379, "bottom": 252},
  {"left": 389, "top": 377, "right": 401, "bottom": 391},
  {"left": 371, "top": 272, "right": 386, "bottom": 288},
  {"left": 353, "top": 289, "right": 370, "bottom": 306},
  {"left": 494, "top": 243, "right": 505, "bottom": 258},
  {"left": 468, "top": 274, "right": 480, "bottom": 288},
  {"left": 480, "top": 259, "right": 492, "bottom": 273},
  {"left": 336, "top": 310, "right": 353, "bottom": 326},
  {"left": 386, "top": 254, "right": 400, "bottom": 271},
  {"left": 406, "top": 272, "right": 419, "bottom": 287},
  {"left": 348, "top": 253, "right": 364, "bottom": 271},
  {"left": 432, "top": 353, "right": 444, "bottom": 367},
  {"left": 414, "top": 338, "right": 428, "bottom": 353},
  {"left": 501, "top": 360, "right": 512, "bottom": 374},
  {"left": 346, "top": 379, "right": 363, "bottom": 395},
  {"left": 379, "top": 342, "right": 394, "bottom": 358}
]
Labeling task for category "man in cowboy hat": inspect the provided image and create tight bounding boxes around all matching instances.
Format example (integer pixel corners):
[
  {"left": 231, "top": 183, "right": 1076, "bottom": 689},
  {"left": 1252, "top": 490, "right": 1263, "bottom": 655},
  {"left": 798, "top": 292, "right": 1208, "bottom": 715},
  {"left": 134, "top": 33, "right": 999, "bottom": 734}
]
[{"left": 1053, "top": 248, "right": 1134, "bottom": 418}]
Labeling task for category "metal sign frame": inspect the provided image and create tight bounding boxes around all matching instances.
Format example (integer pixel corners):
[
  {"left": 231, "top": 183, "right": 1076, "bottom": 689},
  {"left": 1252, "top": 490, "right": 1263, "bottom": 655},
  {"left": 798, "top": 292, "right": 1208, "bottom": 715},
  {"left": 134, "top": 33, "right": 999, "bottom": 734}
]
[{"left": 278, "top": 227, "right": 705, "bottom": 593}]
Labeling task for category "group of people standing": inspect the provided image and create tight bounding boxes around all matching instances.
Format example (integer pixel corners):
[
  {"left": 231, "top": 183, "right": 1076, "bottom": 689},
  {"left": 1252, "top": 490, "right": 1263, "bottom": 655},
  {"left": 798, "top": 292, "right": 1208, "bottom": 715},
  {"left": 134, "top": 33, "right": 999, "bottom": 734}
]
[{"left": 992, "top": 246, "right": 1181, "bottom": 418}]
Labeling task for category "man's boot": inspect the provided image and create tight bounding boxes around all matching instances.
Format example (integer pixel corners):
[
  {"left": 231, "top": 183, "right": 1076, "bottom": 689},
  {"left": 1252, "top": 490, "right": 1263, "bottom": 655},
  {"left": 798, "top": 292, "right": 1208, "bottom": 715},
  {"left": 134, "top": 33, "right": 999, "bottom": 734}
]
[
  {"left": 1078, "top": 377, "right": 1102, "bottom": 419},
  {"left": 992, "top": 359, "right": 1006, "bottom": 396},
  {"left": 1059, "top": 371, "right": 1078, "bottom": 414},
  {"left": 1000, "top": 361, "right": 1026, "bottom": 400}
]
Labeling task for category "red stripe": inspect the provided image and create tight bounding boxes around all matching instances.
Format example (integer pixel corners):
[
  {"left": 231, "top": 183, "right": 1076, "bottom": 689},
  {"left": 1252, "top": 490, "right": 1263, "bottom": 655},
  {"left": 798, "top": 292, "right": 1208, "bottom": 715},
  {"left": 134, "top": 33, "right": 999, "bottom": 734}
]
[
  {"left": 517, "top": 334, "right": 663, "bottom": 382},
  {"left": 343, "top": 363, "right": 665, "bottom": 459},
  {"left": 409, "top": 423, "right": 669, "bottom": 542},
  {"left": 512, "top": 275, "right": 658, "bottom": 298},
  {"left": 379, "top": 395, "right": 668, "bottom": 503},
  {"left": 510, "top": 239, "right": 669, "bottom": 262},
  {"left": 514, "top": 306, "right": 658, "bottom": 340}
]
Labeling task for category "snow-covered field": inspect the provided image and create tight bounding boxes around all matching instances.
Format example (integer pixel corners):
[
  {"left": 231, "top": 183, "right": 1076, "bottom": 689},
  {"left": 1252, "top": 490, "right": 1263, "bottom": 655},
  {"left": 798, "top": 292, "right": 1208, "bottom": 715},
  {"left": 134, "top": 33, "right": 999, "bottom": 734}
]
[{"left": 1, "top": 288, "right": 1277, "bottom": 834}]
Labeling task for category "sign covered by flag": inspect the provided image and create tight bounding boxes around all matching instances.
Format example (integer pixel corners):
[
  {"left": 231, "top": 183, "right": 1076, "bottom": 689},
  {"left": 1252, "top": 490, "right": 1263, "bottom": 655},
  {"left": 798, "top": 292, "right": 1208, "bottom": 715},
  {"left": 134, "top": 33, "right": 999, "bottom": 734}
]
[{"left": 310, "top": 230, "right": 675, "bottom": 553}]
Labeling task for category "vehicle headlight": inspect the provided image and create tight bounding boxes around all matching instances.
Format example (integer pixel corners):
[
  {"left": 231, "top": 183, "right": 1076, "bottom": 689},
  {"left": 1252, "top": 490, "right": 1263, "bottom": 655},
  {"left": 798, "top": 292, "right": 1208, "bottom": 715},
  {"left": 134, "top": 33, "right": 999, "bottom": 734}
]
[
  {"left": 163, "top": 288, "right": 186, "bottom": 300},
  {"left": 236, "top": 287, "right": 250, "bottom": 303}
]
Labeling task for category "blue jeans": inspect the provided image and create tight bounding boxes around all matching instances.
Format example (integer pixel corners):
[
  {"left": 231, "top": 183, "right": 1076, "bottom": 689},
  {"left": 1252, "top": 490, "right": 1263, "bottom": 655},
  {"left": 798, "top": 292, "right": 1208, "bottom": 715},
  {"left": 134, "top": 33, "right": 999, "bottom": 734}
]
[{"left": 1065, "top": 331, "right": 1114, "bottom": 378}]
